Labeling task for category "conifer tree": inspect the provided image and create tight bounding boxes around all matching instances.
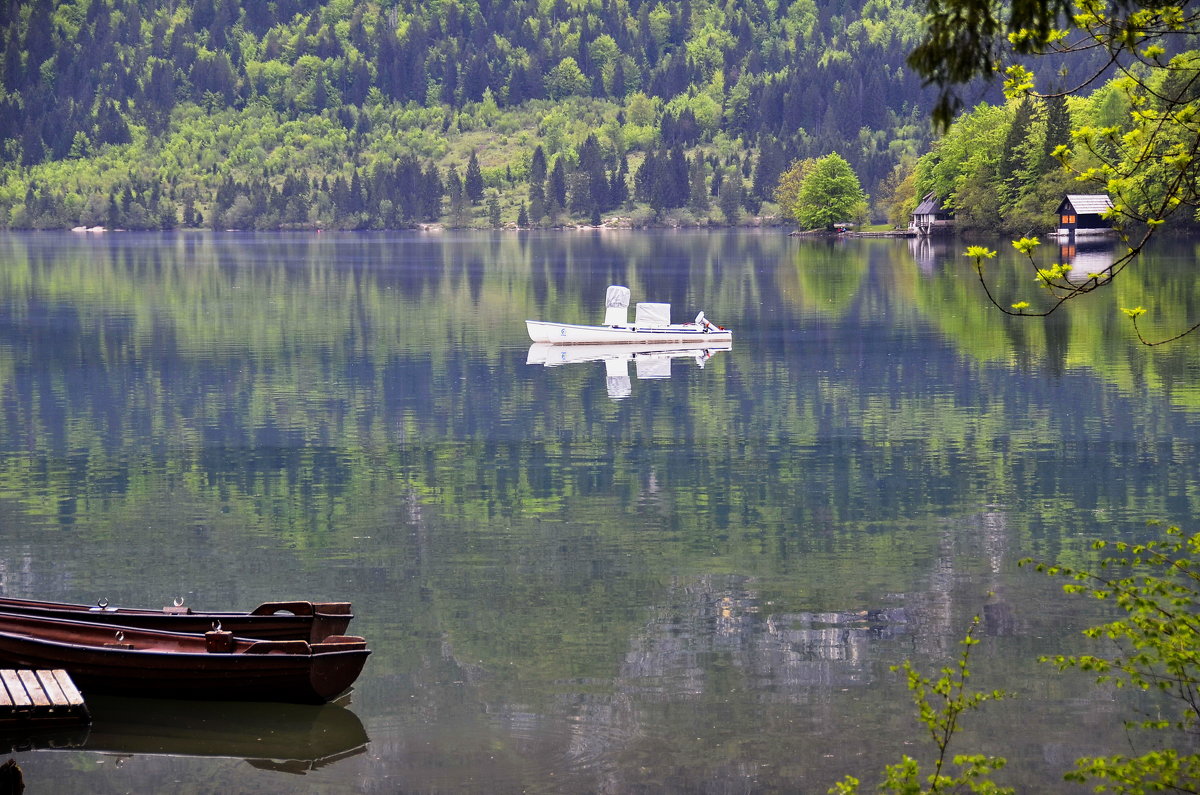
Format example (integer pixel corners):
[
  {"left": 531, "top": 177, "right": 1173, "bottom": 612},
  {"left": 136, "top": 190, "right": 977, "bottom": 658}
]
[
  {"left": 688, "top": 151, "right": 709, "bottom": 214},
  {"left": 718, "top": 173, "right": 742, "bottom": 223},
  {"left": 612, "top": 58, "right": 627, "bottom": 98},
  {"left": 528, "top": 146, "right": 548, "bottom": 224},
  {"left": 635, "top": 151, "right": 656, "bottom": 203},
  {"left": 486, "top": 194, "right": 501, "bottom": 228},
  {"left": 548, "top": 159, "right": 567, "bottom": 209},
  {"left": 529, "top": 187, "right": 546, "bottom": 226},
  {"left": 611, "top": 155, "right": 630, "bottom": 208},
  {"left": 465, "top": 150, "right": 484, "bottom": 204},
  {"left": 998, "top": 97, "right": 1035, "bottom": 196},
  {"left": 421, "top": 165, "right": 444, "bottom": 221},
  {"left": 446, "top": 165, "right": 466, "bottom": 227},
  {"left": 1042, "top": 94, "right": 1071, "bottom": 173}
]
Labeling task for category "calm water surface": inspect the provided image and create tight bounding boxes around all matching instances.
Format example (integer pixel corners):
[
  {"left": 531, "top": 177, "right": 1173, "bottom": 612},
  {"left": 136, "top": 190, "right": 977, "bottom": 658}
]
[{"left": 1, "top": 230, "right": 1199, "bottom": 792}]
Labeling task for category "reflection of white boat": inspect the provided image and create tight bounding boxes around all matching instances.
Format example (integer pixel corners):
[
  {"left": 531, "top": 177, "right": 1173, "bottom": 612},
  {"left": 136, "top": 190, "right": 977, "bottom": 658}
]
[
  {"left": 527, "top": 341, "right": 731, "bottom": 400},
  {"left": 526, "top": 285, "right": 731, "bottom": 344},
  {"left": 527, "top": 341, "right": 732, "bottom": 367}
]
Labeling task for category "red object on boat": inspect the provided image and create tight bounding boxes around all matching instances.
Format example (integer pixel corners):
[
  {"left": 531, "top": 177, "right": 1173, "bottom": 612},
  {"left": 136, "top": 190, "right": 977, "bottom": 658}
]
[
  {"left": 0, "top": 596, "right": 352, "bottom": 642},
  {"left": 0, "top": 612, "right": 370, "bottom": 704}
]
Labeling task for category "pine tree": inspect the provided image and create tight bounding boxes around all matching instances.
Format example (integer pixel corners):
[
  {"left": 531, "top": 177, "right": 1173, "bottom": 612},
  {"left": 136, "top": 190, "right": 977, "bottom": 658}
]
[
  {"left": 718, "top": 173, "right": 742, "bottom": 224},
  {"left": 532, "top": 148, "right": 549, "bottom": 187},
  {"left": 421, "top": 165, "right": 444, "bottom": 221},
  {"left": 1043, "top": 94, "right": 1072, "bottom": 172},
  {"left": 665, "top": 146, "right": 689, "bottom": 209},
  {"left": 752, "top": 137, "right": 786, "bottom": 201},
  {"left": 548, "top": 159, "right": 567, "bottom": 208},
  {"left": 106, "top": 192, "right": 120, "bottom": 229},
  {"left": 635, "top": 150, "right": 656, "bottom": 203},
  {"left": 529, "top": 146, "right": 548, "bottom": 224},
  {"left": 446, "top": 166, "right": 465, "bottom": 226},
  {"left": 182, "top": 196, "right": 197, "bottom": 227},
  {"left": 998, "top": 97, "right": 1036, "bottom": 194},
  {"left": 688, "top": 151, "right": 709, "bottom": 213},
  {"left": 313, "top": 67, "right": 329, "bottom": 111},
  {"left": 486, "top": 194, "right": 501, "bottom": 228},
  {"left": 465, "top": 150, "right": 485, "bottom": 204},
  {"left": 611, "top": 156, "right": 629, "bottom": 209},
  {"left": 529, "top": 185, "right": 546, "bottom": 226},
  {"left": 612, "top": 58, "right": 627, "bottom": 98}
]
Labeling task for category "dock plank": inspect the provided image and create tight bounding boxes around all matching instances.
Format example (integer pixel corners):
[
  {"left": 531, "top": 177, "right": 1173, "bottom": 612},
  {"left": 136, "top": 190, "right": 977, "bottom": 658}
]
[
  {"left": 48, "top": 670, "right": 84, "bottom": 706},
  {"left": 16, "top": 671, "right": 48, "bottom": 707},
  {"left": 0, "top": 677, "right": 10, "bottom": 707},
  {"left": 33, "top": 670, "right": 67, "bottom": 706},
  {"left": 0, "top": 671, "right": 30, "bottom": 707}
]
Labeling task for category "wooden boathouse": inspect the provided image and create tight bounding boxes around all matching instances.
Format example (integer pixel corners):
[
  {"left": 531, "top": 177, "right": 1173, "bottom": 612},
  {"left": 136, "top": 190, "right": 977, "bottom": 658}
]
[
  {"left": 910, "top": 192, "right": 954, "bottom": 235},
  {"left": 1054, "top": 194, "right": 1114, "bottom": 240}
]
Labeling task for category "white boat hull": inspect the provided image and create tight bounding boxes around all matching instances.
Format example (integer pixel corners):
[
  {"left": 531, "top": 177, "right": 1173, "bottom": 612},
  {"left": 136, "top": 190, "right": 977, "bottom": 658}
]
[{"left": 526, "top": 320, "right": 732, "bottom": 344}]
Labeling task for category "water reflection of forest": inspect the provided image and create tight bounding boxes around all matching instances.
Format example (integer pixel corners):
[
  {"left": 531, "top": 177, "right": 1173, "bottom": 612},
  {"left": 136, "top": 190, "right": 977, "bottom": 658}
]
[{"left": 0, "top": 232, "right": 1194, "bottom": 793}]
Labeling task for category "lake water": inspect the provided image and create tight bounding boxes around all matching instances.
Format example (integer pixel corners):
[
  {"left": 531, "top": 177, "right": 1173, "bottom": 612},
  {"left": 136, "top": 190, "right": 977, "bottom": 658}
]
[{"left": 0, "top": 230, "right": 1198, "bottom": 792}]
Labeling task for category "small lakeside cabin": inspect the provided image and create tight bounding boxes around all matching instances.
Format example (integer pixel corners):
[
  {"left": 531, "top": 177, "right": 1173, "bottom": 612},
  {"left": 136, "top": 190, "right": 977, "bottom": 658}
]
[
  {"left": 910, "top": 192, "right": 954, "bottom": 235},
  {"left": 1053, "top": 194, "right": 1115, "bottom": 240}
]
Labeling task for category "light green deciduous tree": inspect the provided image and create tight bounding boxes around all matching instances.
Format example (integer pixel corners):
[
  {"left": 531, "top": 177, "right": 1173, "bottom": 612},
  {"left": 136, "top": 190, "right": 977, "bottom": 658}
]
[{"left": 793, "top": 153, "right": 867, "bottom": 230}]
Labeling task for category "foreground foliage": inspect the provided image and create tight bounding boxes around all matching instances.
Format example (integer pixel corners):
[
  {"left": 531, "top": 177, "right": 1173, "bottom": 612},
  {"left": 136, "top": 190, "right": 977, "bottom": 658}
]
[
  {"left": 843, "top": 522, "right": 1200, "bottom": 792},
  {"left": 831, "top": 618, "right": 1012, "bottom": 794},
  {"left": 1025, "top": 523, "right": 1200, "bottom": 793}
]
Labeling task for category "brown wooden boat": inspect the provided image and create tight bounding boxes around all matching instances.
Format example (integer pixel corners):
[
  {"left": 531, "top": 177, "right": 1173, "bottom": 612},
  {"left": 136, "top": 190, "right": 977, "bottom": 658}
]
[
  {"left": 0, "top": 612, "right": 370, "bottom": 704},
  {"left": 0, "top": 596, "right": 352, "bottom": 642}
]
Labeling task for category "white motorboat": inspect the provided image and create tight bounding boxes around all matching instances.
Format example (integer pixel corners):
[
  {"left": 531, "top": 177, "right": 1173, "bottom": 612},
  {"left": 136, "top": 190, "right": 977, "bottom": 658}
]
[{"left": 525, "top": 286, "right": 731, "bottom": 344}]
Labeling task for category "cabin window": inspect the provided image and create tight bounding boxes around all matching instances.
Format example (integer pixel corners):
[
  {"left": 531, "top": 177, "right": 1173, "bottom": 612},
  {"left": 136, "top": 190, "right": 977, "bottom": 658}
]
[{"left": 1061, "top": 214, "right": 1076, "bottom": 224}]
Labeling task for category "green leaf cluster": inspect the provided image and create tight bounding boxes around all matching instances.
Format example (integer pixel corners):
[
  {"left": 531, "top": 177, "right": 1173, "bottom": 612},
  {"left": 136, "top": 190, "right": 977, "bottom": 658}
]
[
  {"left": 831, "top": 618, "right": 1013, "bottom": 794},
  {"left": 1021, "top": 523, "right": 1200, "bottom": 792}
]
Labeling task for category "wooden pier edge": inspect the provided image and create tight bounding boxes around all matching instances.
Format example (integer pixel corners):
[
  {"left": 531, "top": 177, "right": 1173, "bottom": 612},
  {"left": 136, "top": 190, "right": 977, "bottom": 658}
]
[{"left": 0, "top": 669, "right": 91, "bottom": 728}]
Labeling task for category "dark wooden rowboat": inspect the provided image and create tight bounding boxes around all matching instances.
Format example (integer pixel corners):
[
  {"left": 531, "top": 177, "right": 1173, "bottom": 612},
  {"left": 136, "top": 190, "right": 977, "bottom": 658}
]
[
  {"left": 0, "top": 612, "right": 370, "bottom": 704},
  {"left": 0, "top": 596, "right": 352, "bottom": 642}
]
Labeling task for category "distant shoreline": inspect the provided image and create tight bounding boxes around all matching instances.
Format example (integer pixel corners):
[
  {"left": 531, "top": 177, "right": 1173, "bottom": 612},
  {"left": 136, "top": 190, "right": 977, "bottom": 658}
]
[{"left": 45, "top": 219, "right": 796, "bottom": 234}]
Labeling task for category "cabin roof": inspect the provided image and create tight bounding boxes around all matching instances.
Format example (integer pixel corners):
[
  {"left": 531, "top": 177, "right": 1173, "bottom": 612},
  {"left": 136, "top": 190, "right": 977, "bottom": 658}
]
[
  {"left": 913, "top": 192, "right": 945, "bottom": 215},
  {"left": 1062, "top": 194, "right": 1114, "bottom": 215}
]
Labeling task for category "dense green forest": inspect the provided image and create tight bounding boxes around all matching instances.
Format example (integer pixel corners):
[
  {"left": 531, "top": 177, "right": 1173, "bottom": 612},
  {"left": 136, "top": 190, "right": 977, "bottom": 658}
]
[
  {"left": 0, "top": 0, "right": 957, "bottom": 230},
  {"left": 906, "top": 58, "right": 1200, "bottom": 236}
]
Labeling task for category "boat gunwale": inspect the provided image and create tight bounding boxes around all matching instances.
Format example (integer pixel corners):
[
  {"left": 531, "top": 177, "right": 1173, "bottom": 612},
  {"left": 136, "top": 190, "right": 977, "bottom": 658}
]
[
  {"left": 0, "top": 597, "right": 354, "bottom": 642},
  {"left": 0, "top": 611, "right": 367, "bottom": 656}
]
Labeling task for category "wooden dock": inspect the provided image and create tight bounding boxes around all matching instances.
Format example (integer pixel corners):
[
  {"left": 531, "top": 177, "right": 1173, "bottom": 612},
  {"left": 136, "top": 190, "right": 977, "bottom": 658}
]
[{"left": 0, "top": 670, "right": 90, "bottom": 729}]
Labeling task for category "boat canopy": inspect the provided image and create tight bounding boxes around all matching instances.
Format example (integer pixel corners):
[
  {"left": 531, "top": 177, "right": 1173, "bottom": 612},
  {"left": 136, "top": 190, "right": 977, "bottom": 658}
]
[
  {"left": 604, "top": 285, "right": 631, "bottom": 325},
  {"left": 635, "top": 302, "right": 671, "bottom": 327}
]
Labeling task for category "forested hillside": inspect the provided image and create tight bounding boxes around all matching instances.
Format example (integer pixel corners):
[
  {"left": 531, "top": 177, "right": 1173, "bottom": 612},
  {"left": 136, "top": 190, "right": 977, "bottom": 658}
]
[
  {"left": 0, "top": 0, "right": 953, "bottom": 229},
  {"left": 909, "top": 54, "right": 1200, "bottom": 236}
]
